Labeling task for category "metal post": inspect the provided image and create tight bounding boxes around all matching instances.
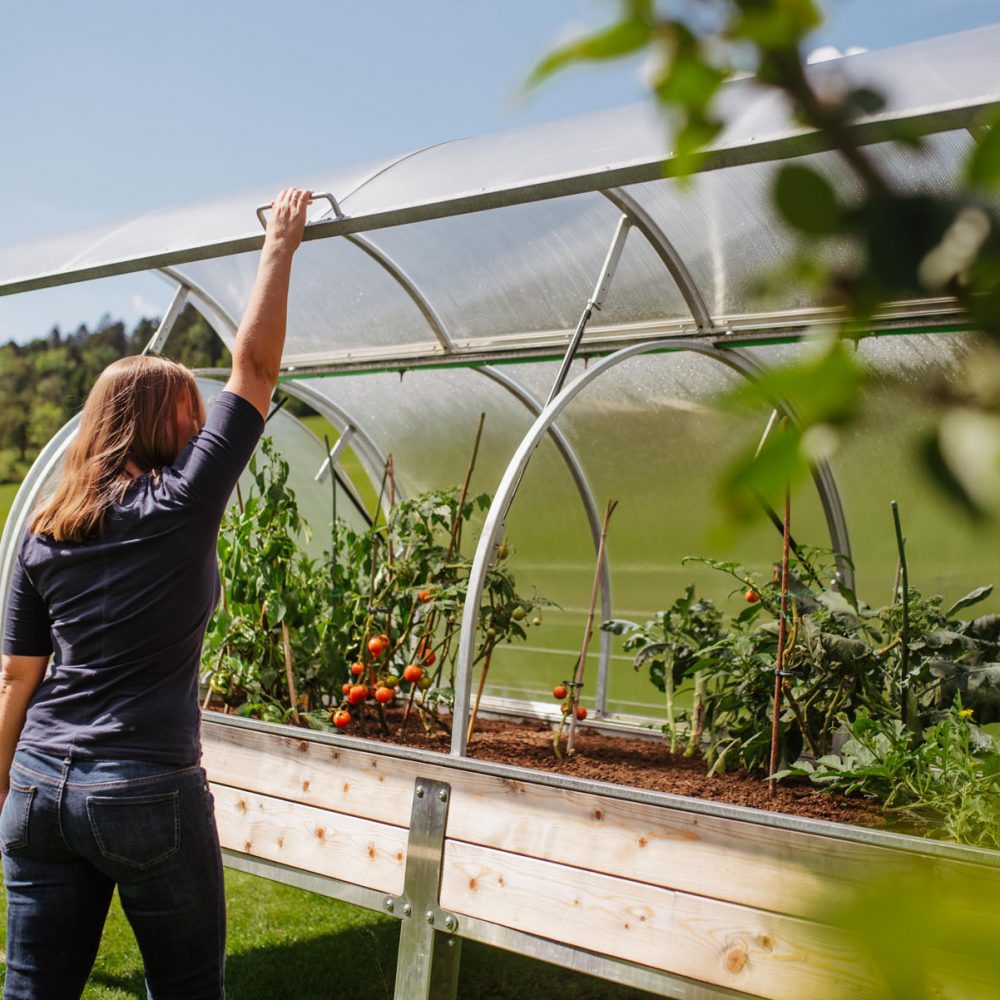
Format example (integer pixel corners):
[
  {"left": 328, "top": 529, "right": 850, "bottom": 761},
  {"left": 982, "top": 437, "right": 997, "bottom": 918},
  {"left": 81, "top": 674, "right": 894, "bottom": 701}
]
[
  {"left": 392, "top": 779, "right": 462, "bottom": 1000},
  {"left": 141, "top": 284, "right": 188, "bottom": 355}
]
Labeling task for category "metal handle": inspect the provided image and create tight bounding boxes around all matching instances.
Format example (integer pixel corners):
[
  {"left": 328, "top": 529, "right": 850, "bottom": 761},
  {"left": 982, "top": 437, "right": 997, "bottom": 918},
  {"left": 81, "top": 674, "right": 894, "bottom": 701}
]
[{"left": 255, "top": 191, "right": 342, "bottom": 229}]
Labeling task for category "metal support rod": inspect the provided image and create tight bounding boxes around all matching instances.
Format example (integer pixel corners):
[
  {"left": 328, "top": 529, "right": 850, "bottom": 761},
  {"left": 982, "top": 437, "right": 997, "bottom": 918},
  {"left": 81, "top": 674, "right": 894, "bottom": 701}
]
[
  {"left": 478, "top": 367, "right": 614, "bottom": 718},
  {"left": 487, "top": 215, "right": 629, "bottom": 601},
  {"left": 141, "top": 284, "right": 188, "bottom": 356},
  {"left": 547, "top": 214, "right": 631, "bottom": 406},
  {"left": 450, "top": 339, "right": 856, "bottom": 756},
  {"left": 314, "top": 426, "right": 356, "bottom": 483}
]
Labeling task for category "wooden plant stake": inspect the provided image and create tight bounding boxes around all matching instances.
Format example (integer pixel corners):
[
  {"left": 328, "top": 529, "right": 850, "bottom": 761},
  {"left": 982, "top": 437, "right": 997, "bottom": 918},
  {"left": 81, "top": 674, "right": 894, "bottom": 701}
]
[
  {"left": 565, "top": 499, "right": 618, "bottom": 755},
  {"left": 404, "top": 413, "right": 486, "bottom": 738},
  {"left": 768, "top": 488, "right": 791, "bottom": 798},
  {"left": 448, "top": 412, "right": 486, "bottom": 559},
  {"left": 891, "top": 500, "right": 910, "bottom": 722},
  {"left": 466, "top": 637, "right": 497, "bottom": 744},
  {"left": 281, "top": 621, "right": 300, "bottom": 726}
]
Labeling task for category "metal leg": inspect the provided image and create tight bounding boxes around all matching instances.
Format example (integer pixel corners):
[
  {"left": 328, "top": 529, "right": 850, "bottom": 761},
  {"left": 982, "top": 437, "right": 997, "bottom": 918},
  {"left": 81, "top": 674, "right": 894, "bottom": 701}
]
[{"left": 392, "top": 779, "right": 462, "bottom": 1000}]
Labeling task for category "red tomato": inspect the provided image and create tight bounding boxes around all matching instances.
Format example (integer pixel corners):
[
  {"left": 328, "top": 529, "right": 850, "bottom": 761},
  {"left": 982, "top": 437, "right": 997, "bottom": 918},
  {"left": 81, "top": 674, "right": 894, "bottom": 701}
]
[
  {"left": 418, "top": 588, "right": 433, "bottom": 604},
  {"left": 745, "top": 589, "right": 760, "bottom": 604},
  {"left": 575, "top": 706, "right": 588, "bottom": 721},
  {"left": 350, "top": 661, "right": 365, "bottom": 676},
  {"left": 552, "top": 684, "right": 568, "bottom": 700},
  {"left": 374, "top": 686, "right": 394, "bottom": 704},
  {"left": 333, "top": 710, "right": 351, "bottom": 729},
  {"left": 341, "top": 682, "right": 351, "bottom": 695},
  {"left": 348, "top": 684, "right": 369, "bottom": 705},
  {"left": 367, "top": 636, "right": 385, "bottom": 657},
  {"left": 403, "top": 664, "right": 423, "bottom": 684}
]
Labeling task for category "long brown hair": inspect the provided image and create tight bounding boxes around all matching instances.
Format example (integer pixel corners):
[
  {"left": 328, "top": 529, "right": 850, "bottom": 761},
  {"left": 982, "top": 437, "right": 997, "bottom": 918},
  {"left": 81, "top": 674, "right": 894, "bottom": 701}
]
[{"left": 30, "top": 355, "right": 205, "bottom": 542}]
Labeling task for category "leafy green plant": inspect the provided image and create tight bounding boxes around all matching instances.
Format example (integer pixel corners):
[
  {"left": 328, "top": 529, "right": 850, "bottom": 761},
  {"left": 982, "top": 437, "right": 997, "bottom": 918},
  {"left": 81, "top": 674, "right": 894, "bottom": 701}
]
[
  {"left": 780, "top": 704, "right": 1000, "bottom": 849},
  {"left": 202, "top": 438, "right": 548, "bottom": 736}
]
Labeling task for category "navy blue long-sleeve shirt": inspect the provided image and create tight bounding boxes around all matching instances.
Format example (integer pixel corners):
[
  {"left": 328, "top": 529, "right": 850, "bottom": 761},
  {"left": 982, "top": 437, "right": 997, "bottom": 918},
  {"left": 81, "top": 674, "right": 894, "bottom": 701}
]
[{"left": 2, "top": 390, "right": 263, "bottom": 765}]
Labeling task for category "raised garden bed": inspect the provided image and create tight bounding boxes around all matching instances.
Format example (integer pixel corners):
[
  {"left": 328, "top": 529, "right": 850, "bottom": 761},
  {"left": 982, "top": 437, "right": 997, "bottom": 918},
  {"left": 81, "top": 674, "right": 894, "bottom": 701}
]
[{"left": 202, "top": 711, "right": 1000, "bottom": 1000}]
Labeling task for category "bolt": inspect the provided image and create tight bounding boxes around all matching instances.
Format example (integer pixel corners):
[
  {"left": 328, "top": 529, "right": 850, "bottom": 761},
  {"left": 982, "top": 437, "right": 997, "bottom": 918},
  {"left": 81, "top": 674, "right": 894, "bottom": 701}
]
[
  {"left": 426, "top": 911, "right": 435, "bottom": 925},
  {"left": 415, "top": 786, "right": 425, "bottom": 798},
  {"left": 384, "top": 898, "right": 394, "bottom": 913},
  {"left": 445, "top": 916, "right": 457, "bottom": 931},
  {"left": 403, "top": 904, "right": 412, "bottom": 917},
  {"left": 438, "top": 789, "right": 448, "bottom": 802}
]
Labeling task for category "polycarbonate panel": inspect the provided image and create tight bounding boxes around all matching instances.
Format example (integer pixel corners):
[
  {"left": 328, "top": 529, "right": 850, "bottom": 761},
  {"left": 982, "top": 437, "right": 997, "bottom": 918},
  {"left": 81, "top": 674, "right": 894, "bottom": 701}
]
[
  {"left": 0, "top": 157, "right": 399, "bottom": 292},
  {"left": 341, "top": 26, "right": 1000, "bottom": 221},
  {"left": 3, "top": 26, "right": 997, "bottom": 307},
  {"left": 174, "top": 237, "right": 442, "bottom": 359},
  {"left": 824, "top": 333, "right": 1000, "bottom": 611},
  {"left": 365, "top": 193, "right": 691, "bottom": 343},
  {"left": 496, "top": 350, "right": 834, "bottom": 714},
  {"left": 625, "top": 130, "right": 988, "bottom": 321}
]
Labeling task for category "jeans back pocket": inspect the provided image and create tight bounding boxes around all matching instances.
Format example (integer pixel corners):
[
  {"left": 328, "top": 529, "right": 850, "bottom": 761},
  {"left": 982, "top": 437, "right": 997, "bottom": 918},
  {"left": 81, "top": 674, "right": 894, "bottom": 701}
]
[
  {"left": 0, "top": 780, "right": 36, "bottom": 852},
  {"left": 87, "top": 790, "right": 180, "bottom": 869}
]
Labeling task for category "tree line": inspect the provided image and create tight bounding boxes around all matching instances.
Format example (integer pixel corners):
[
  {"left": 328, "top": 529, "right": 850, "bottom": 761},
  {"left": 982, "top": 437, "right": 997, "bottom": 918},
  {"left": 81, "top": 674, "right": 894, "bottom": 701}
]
[{"left": 0, "top": 307, "right": 231, "bottom": 484}]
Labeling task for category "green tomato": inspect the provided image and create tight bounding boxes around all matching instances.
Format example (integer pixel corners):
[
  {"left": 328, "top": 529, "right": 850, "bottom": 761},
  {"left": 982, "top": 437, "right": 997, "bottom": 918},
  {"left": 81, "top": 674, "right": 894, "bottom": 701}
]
[
  {"left": 418, "top": 676, "right": 433, "bottom": 690},
  {"left": 511, "top": 606, "right": 526, "bottom": 622},
  {"left": 532, "top": 617, "right": 542, "bottom": 627}
]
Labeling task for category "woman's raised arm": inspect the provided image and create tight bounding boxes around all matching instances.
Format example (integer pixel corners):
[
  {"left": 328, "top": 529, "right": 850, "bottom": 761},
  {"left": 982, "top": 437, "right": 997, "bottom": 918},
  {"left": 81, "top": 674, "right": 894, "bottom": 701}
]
[{"left": 225, "top": 188, "right": 311, "bottom": 419}]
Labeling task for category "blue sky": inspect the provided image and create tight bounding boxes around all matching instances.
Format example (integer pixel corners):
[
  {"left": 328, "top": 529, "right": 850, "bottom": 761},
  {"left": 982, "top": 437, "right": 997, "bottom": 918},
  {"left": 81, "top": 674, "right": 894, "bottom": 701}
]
[{"left": 1, "top": 0, "right": 997, "bottom": 343}]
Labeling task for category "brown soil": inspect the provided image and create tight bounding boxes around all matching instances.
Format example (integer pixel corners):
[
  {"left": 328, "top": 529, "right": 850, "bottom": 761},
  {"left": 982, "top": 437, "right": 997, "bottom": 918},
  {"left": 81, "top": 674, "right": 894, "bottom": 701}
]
[{"left": 341, "top": 709, "right": 888, "bottom": 830}]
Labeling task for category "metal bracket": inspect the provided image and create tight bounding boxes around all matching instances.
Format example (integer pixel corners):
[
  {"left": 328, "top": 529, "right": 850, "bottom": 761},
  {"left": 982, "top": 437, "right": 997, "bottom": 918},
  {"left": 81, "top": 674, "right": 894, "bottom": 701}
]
[{"left": 392, "top": 778, "right": 462, "bottom": 1000}]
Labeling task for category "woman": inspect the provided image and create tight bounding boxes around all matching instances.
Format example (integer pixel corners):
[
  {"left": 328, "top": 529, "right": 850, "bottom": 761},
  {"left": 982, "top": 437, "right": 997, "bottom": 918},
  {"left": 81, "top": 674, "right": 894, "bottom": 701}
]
[{"left": 0, "top": 188, "right": 311, "bottom": 999}]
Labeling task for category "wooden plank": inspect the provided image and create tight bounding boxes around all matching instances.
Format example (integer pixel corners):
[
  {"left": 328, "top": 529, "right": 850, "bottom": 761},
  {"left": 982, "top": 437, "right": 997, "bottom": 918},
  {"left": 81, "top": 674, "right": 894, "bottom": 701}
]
[
  {"left": 211, "top": 784, "right": 407, "bottom": 896},
  {"left": 203, "top": 726, "right": 414, "bottom": 826},
  {"left": 439, "top": 840, "right": 876, "bottom": 1000},
  {"left": 202, "top": 722, "right": 1000, "bottom": 920}
]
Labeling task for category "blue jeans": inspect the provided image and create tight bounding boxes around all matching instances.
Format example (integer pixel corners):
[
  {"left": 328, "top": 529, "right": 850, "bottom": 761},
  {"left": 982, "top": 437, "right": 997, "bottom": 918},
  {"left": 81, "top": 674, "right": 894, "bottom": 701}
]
[{"left": 0, "top": 748, "right": 225, "bottom": 1000}]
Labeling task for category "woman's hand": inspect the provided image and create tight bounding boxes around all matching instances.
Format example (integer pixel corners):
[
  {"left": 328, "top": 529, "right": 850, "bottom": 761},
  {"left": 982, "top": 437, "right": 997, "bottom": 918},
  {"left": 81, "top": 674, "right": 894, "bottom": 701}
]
[{"left": 264, "top": 188, "right": 311, "bottom": 256}]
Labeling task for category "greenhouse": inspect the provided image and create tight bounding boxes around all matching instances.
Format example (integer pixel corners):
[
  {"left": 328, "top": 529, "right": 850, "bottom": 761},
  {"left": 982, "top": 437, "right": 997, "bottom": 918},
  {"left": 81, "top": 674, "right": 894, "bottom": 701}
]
[{"left": 3, "top": 23, "right": 1000, "bottom": 1000}]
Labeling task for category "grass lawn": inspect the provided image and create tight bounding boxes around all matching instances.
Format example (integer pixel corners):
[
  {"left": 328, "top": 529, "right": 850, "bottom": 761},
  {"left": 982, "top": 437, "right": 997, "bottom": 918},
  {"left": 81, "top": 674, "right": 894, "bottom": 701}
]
[{"left": 0, "top": 869, "right": 654, "bottom": 999}]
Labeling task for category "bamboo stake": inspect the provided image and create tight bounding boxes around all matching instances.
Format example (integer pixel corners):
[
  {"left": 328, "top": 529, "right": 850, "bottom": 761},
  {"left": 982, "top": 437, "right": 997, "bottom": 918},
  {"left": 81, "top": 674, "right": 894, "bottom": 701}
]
[
  {"left": 466, "top": 641, "right": 497, "bottom": 745},
  {"left": 448, "top": 412, "right": 486, "bottom": 559},
  {"left": 408, "top": 413, "right": 487, "bottom": 733},
  {"left": 891, "top": 500, "right": 910, "bottom": 722},
  {"left": 566, "top": 499, "right": 618, "bottom": 755},
  {"left": 768, "top": 488, "right": 792, "bottom": 798},
  {"left": 281, "top": 621, "right": 300, "bottom": 726}
]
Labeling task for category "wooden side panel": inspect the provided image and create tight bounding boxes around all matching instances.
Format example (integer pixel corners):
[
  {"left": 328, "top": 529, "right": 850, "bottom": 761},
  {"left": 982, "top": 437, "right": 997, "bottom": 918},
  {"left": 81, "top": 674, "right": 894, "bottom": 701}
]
[
  {"left": 201, "top": 722, "right": 964, "bottom": 919},
  {"left": 212, "top": 784, "right": 407, "bottom": 896},
  {"left": 203, "top": 727, "right": 414, "bottom": 826},
  {"left": 439, "top": 840, "right": 876, "bottom": 1000}
]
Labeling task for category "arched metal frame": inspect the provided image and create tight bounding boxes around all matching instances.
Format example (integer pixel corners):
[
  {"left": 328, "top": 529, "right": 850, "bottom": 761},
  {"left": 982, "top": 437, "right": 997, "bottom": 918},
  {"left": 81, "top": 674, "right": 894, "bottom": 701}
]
[
  {"left": 170, "top": 251, "right": 625, "bottom": 715},
  {"left": 450, "top": 338, "right": 856, "bottom": 756},
  {"left": 477, "top": 366, "right": 615, "bottom": 717},
  {"left": 0, "top": 415, "right": 83, "bottom": 609},
  {"left": 158, "top": 267, "right": 398, "bottom": 517},
  {"left": 166, "top": 194, "right": 856, "bottom": 729}
]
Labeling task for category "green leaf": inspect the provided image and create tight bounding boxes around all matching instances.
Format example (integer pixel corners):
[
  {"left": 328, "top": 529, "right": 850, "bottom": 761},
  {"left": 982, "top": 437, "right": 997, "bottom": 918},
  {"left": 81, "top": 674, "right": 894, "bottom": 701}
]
[
  {"left": 967, "top": 119, "right": 1000, "bottom": 189},
  {"left": 774, "top": 164, "right": 843, "bottom": 235},
  {"left": 946, "top": 586, "right": 994, "bottom": 618},
  {"left": 526, "top": 18, "right": 651, "bottom": 89}
]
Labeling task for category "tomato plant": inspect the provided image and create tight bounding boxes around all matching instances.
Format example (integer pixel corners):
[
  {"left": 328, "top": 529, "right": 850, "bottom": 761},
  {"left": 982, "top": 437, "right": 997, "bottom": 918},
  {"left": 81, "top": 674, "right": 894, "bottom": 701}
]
[{"left": 202, "top": 437, "right": 550, "bottom": 737}]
